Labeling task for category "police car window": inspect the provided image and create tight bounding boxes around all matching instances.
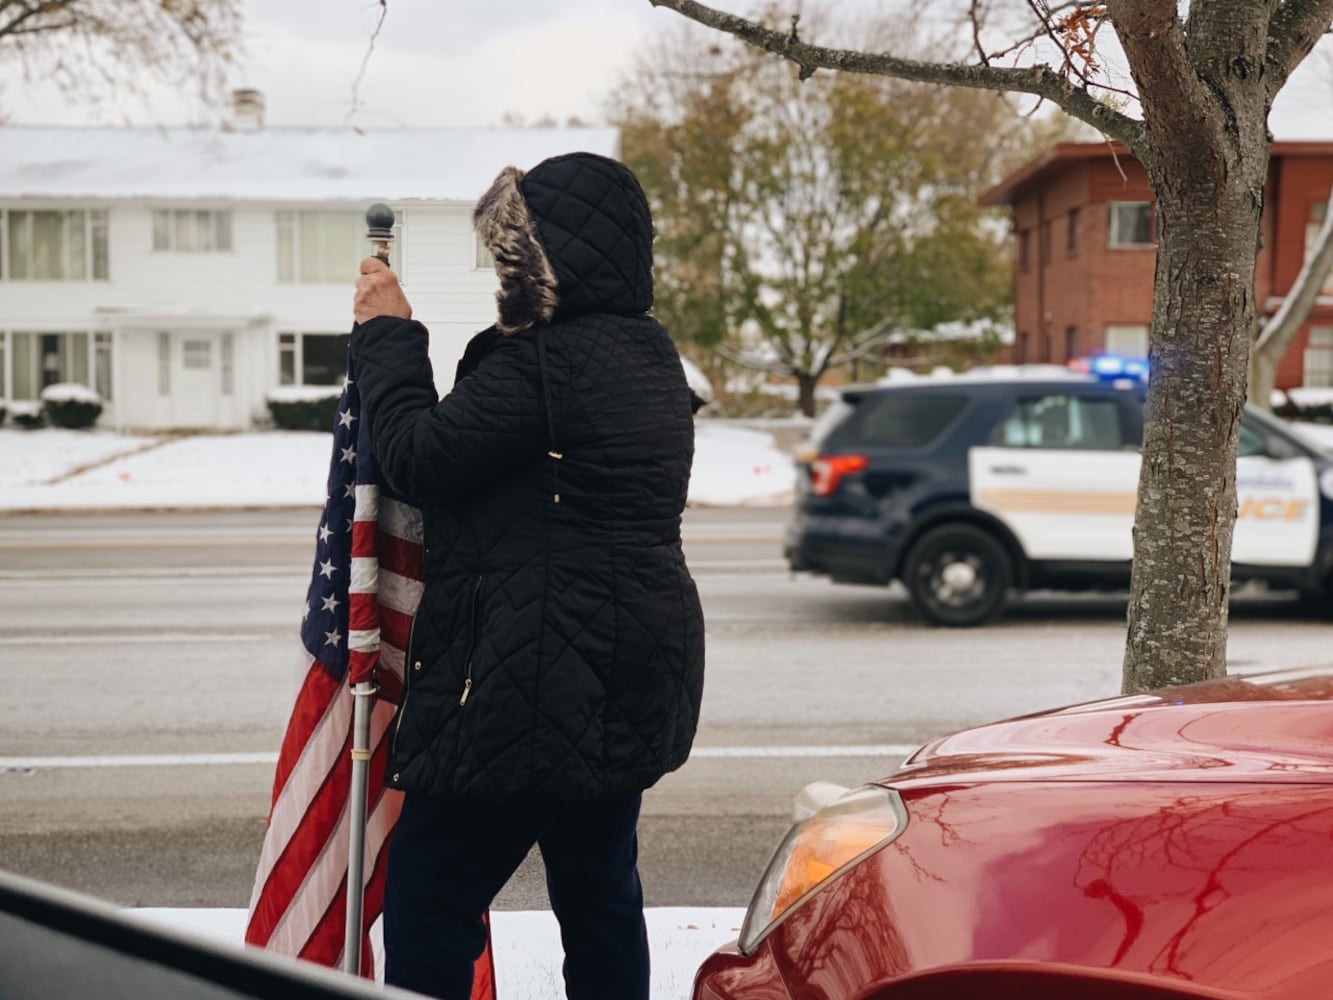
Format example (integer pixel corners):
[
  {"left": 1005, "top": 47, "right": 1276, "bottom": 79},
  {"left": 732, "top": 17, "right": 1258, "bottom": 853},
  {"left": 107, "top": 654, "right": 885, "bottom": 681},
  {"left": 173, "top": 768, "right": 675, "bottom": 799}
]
[
  {"left": 1237, "top": 421, "right": 1268, "bottom": 458},
  {"left": 830, "top": 394, "right": 967, "bottom": 448},
  {"left": 992, "top": 395, "right": 1126, "bottom": 450}
]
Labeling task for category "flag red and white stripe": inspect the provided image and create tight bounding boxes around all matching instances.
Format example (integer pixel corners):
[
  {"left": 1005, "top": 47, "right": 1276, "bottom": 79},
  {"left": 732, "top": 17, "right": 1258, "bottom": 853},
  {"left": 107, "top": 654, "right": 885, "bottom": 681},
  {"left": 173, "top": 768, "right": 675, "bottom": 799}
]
[{"left": 245, "top": 371, "right": 495, "bottom": 996}]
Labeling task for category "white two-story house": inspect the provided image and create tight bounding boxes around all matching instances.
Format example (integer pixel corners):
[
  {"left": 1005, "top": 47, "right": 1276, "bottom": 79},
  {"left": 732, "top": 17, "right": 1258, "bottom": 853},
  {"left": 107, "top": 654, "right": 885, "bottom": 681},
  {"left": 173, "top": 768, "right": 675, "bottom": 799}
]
[{"left": 0, "top": 99, "right": 618, "bottom": 430}]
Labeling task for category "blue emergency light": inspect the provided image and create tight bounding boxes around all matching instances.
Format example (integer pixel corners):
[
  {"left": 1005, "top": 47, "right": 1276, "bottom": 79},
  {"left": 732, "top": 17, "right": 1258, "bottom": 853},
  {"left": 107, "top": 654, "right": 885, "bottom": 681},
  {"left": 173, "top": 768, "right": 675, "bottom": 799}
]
[{"left": 1070, "top": 354, "right": 1150, "bottom": 382}]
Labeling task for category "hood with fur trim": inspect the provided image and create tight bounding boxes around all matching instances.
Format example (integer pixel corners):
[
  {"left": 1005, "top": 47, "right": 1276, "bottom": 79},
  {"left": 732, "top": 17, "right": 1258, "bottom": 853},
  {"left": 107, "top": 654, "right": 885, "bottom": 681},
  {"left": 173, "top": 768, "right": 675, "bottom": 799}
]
[{"left": 472, "top": 152, "right": 654, "bottom": 334}]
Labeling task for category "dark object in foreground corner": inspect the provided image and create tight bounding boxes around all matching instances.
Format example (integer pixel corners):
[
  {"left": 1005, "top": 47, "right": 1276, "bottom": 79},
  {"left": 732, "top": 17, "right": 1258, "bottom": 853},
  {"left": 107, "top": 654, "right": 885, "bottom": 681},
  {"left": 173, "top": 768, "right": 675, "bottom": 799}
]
[{"left": 0, "top": 869, "right": 414, "bottom": 1000}]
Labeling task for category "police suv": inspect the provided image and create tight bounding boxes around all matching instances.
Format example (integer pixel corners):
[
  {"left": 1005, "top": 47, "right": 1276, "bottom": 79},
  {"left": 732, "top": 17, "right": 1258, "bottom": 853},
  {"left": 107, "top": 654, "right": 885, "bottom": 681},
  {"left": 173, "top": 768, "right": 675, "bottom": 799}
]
[{"left": 784, "top": 360, "right": 1333, "bottom": 626}]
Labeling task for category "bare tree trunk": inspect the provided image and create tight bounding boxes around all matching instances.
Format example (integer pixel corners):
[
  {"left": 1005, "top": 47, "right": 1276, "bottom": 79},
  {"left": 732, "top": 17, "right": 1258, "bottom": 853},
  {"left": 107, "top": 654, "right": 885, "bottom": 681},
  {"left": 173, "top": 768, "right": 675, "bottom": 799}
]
[
  {"left": 1123, "top": 174, "right": 1265, "bottom": 693},
  {"left": 796, "top": 374, "right": 818, "bottom": 417}
]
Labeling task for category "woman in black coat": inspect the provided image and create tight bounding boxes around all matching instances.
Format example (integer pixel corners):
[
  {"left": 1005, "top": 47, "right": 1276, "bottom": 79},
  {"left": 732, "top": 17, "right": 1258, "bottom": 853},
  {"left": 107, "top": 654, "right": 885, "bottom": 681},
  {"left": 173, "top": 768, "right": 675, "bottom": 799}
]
[{"left": 351, "top": 152, "right": 705, "bottom": 1000}]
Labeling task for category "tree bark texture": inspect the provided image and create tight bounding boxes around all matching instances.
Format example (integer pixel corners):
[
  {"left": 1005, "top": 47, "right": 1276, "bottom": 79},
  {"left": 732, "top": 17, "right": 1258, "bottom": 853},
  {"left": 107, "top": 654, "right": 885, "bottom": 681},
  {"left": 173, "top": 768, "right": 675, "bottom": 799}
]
[{"left": 1113, "top": 0, "right": 1273, "bottom": 693}]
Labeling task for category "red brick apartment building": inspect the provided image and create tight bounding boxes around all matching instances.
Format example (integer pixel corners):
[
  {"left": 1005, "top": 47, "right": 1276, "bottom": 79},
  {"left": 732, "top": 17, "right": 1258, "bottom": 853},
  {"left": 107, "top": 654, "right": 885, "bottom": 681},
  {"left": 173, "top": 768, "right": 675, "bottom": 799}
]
[{"left": 980, "top": 141, "right": 1333, "bottom": 389}]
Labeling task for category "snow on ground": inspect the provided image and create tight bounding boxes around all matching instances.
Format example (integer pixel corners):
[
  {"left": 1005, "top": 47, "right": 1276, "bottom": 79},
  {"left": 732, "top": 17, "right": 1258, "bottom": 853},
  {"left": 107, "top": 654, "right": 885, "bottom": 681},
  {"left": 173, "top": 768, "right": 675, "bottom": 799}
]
[
  {"left": 0, "top": 428, "right": 157, "bottom": 488},
  {"left": 688, "top": 423, "right": 795, "bottom": 507},
  {"left": 0, "top": 422, "right": 795, "bottom": 512},
  {"left": 131, "top": 906, "right": 746, "bottom": 999}
]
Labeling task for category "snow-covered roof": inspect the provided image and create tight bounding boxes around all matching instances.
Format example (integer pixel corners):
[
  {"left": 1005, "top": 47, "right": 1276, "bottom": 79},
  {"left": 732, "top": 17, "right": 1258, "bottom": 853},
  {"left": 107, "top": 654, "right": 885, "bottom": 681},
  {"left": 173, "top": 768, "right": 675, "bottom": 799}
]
[{"left": 0, "top": 125, "right": 620, "bottom": 203}]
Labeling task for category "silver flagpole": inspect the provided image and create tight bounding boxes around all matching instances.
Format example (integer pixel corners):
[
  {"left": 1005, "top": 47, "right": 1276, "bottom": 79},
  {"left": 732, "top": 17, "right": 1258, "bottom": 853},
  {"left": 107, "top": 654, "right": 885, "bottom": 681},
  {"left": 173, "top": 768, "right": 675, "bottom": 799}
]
[{"left": 343, "top": 202, "right": 396, "bottom": 976}]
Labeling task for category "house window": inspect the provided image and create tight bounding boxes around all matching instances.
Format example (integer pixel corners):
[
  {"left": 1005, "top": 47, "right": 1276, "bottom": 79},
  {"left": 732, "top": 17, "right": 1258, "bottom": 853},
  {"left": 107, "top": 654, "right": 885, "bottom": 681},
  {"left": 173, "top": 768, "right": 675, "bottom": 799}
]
[
  {"left": 279, "top": 332, "right": 297, "bottom": 384},
  {"left": 475, "top": 229, "right": 495, "bottom": 269},
  {"left": 158, "top": 333, "right": 171, "bottom": 395},
  {"left": 277, "top": 332, "right": 349, "bottom": 385},
  {"left": 221, "top": 333, "right": 235, "bottom": 396},
  {"left": 1066, "top": 208, "right": 1080, "bottom": 255},
  {"left": 1108, "top": 202, "right": 1154, "bottom": 247},
  {"left": 182, "top": 339, "right": 212, "bottom": 370},
  {"left": 277, "top": 211, "right": 365, "bottom": 283},
  {"left": 9, "top": 332, "right": 90, "bottom": 400},
  {"left": 1017, "top": 230, "right": 1031, "bottom": 273},
  {"left": 94, "top": 332, "right": 113, "bottom": 402},
  {"left": 3, "top": 210, "right": 109, "bottom": 281},
  {"left": 1105, "top": 324, "right": 1149, "bottom": 357},
  {"left": 153, "top": 209, "right": 233, "bottom": 252},
  {"left": 1305, "top": 326, "right": 1333, "bottom": 388}
]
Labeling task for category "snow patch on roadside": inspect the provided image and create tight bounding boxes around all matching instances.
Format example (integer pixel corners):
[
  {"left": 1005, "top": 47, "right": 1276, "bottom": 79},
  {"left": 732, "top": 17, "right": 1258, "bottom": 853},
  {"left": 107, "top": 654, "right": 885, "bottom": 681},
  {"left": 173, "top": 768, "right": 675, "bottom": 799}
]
[{"left": 130, "top": 906, "right": 746, "bottom": 999}]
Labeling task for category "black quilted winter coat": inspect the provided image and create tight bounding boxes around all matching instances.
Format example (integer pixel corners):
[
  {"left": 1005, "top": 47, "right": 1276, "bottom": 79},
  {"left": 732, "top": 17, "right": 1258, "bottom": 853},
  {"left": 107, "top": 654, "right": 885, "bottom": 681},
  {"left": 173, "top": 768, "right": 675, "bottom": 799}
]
[{"left": 350, "top": 152, "right": 705, "bottom": 801}]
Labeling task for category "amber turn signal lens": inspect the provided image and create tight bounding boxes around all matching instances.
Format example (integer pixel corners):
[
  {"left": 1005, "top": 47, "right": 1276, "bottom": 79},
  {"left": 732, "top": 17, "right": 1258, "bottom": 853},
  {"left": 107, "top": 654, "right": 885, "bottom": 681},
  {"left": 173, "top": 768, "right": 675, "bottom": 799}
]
[{"left": 739, "top": 785, "right": 907, "bottom": 954}]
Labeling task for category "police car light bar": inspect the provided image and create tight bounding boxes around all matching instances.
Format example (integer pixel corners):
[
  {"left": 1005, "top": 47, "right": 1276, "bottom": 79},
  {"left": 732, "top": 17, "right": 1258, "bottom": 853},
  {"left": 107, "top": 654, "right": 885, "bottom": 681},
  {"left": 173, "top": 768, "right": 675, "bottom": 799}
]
[{"left": 1068, "top": 354, "right": 1150, "bottom": 382}]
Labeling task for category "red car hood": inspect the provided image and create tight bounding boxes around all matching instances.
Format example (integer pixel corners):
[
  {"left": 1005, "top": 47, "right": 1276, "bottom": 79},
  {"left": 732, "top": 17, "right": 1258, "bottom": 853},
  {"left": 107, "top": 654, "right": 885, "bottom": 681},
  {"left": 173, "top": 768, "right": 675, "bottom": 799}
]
[{"left": 889, "top": 665, "right": 1333, "bottom": 787}]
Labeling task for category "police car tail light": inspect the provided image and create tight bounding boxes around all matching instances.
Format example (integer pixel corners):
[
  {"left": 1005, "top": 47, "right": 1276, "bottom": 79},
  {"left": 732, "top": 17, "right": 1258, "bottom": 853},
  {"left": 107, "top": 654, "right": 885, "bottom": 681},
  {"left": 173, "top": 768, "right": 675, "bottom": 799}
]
[{"left": 810, "top": 455, "right": 868, "bottom": 497}]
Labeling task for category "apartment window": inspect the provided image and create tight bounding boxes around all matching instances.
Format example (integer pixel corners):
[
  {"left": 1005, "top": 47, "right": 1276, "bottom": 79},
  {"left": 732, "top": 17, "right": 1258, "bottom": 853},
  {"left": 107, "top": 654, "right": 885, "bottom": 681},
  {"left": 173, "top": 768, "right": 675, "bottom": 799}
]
[
  {"left": 1066, "top": 208, "right": 1081, "bottom": 255},
  {"left": 1105, "top": 324, "right": 1149, "bottom": 357},
  {"left": 94, "top": 332, "right": 113, "bottom": 402},
  {"left": 3, "top": 210, "right": 109, "bottom": 280},
  {"left": 1017, "top": 229, "right": 1031, "bottom": 273},
  {"left": 9, "top": 332, "right": 90, "bottom": 400},
  {"left": 475, "top": 229, "right": 495, "bottom": 269},
  {"left": 1108, "top": 202, "right": 1154, "bottom": 247},
  {"left": 1065, "top": 326, "right": 1079, "bottom": 361},
  {"left": 277, "top": 332, "right": 349, "bottom": 385},
  {"left": 153, "top": 209, "right": 233, "bottom": 252},
  {"left": 1305, "top": 326, "right": 1333, "bottom": 388},
  {"left": 1304, "top": 202, "right": 1333, "bottom": 297}
]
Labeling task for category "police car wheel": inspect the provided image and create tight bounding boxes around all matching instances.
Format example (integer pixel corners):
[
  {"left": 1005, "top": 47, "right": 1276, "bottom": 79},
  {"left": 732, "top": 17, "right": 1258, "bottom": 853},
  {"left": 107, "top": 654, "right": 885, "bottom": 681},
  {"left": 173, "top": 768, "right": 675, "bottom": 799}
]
[{"left": 904, "top": 524, "right": 1012, "bottom": 627}]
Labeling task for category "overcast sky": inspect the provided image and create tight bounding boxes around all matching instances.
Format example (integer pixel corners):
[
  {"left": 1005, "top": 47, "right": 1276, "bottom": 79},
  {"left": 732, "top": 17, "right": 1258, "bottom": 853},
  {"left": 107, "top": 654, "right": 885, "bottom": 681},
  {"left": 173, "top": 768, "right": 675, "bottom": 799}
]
[{"left": 3, "top": 0, "right": 1333, "bottom": 139}]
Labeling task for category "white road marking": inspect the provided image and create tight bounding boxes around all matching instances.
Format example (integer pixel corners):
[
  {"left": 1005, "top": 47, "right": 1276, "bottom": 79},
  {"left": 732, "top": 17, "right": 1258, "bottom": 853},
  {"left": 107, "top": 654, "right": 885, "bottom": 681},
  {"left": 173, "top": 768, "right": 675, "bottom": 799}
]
[
  {"left": 0, "top": 568, "right": 304, "bottom": 582},
  {"left": 0, "top": 745, "right": 917, "bottom": 771},
  {"left": 0, "top": 632, "right": 275, "bottom": 646}
]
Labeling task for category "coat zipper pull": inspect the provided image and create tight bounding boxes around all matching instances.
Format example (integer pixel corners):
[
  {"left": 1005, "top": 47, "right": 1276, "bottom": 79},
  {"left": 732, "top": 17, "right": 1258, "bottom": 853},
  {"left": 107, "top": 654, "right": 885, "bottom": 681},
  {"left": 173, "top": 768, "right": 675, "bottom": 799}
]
[{"left": 459, "top": 678, "right": 473, "bottom": 706}]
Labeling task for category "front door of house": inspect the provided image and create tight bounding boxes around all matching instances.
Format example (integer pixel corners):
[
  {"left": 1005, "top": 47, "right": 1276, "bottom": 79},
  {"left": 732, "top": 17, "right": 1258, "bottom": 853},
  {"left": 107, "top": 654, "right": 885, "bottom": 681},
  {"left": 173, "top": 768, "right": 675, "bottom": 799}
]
[{"left": 174, "top": 334, "right": 218, "bottom": 428}]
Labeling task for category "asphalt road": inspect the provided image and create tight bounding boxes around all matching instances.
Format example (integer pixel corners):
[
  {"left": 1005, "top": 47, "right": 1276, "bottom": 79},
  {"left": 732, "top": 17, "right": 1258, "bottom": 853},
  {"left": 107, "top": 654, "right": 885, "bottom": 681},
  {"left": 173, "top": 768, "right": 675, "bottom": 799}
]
[{"left": 1, "top": 508, "right": 1330, "bottom": 910}]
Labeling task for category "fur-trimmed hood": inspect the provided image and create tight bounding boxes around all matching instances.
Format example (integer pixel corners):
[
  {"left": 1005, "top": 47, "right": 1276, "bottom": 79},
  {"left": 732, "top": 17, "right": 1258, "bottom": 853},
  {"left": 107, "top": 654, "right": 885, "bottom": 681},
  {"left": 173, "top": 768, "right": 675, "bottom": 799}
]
[{"left": 472, "top": 152, "right": 655, "bottom": 334}]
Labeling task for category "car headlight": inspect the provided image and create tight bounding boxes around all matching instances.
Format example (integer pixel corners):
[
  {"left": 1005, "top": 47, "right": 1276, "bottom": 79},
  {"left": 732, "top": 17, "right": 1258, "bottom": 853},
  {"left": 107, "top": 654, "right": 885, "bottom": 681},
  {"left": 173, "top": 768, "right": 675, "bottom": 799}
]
[
  {"left": 1320, "top": 468, "right": 1333, "bottom": 501},
  {"left": 737, "top": 783, "right": 908, "bottom": 954}
]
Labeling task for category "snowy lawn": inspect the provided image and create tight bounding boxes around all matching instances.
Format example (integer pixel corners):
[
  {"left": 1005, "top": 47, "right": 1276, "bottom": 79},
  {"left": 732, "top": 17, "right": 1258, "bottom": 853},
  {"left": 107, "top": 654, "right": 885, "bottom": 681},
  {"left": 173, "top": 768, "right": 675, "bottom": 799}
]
[
  {"left": 131, "top": 906, "right": 745, "bottom": 999},
  {"left": 0, "top": 422, "right": 795, "bottom": 512}
]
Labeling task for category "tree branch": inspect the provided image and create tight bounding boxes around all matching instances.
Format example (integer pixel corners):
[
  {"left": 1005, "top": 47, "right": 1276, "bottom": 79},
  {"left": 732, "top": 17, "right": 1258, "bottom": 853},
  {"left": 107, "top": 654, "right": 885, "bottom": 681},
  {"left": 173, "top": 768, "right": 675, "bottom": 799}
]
[
  {"left": 1267, "top": 0, "right": 1333, "bottom": 99},
  {"left": 647, "top": 0, "right": 1145, "bottom": 147},
  {"left": 0, "top": 0, "right": 79, "bottom": 39},
  {"left": 1256, "top": 186, "right": 1333, "bottom": 357},
  {"left": 1105, "top": 1, "right": 1220, "bottom": 156}
]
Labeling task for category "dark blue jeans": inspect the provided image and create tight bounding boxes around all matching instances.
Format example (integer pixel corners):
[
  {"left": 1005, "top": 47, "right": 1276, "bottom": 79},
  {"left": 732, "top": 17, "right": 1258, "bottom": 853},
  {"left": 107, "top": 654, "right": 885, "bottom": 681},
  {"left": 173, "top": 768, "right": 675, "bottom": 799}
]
[{"left": 383, "top": 791, "right": 649, "bottom": 1000}]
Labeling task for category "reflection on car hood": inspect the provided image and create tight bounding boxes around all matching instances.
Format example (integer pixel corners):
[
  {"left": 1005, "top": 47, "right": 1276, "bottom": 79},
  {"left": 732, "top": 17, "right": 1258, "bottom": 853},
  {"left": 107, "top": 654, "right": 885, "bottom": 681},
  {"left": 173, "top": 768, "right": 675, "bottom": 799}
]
[{"left": 888, "top": 665, "right": 1333, "bottom": 787}]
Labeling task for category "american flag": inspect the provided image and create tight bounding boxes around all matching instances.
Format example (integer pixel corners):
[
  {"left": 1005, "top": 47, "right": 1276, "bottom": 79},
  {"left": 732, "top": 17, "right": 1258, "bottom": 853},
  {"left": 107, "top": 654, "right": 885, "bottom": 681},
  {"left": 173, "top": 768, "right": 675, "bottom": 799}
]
[{"left": 245, "top": 360, "right": 496, "bottom": 996}]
